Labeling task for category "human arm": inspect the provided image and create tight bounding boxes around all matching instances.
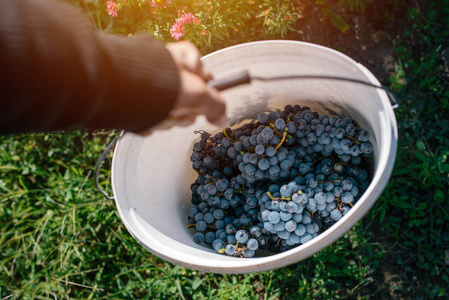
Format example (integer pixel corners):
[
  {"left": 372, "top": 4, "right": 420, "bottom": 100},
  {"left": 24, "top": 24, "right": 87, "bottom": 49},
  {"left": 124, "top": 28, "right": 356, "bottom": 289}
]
[{"left": 0, "top": 0, "right": 226, "bottom": 135}]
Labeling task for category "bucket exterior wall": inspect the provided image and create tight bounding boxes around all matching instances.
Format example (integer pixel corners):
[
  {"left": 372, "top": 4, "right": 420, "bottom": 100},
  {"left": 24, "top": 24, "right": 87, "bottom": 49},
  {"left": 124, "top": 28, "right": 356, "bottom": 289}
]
[{"left": 111, "top": 40, "right": 398, "bottom": 273}]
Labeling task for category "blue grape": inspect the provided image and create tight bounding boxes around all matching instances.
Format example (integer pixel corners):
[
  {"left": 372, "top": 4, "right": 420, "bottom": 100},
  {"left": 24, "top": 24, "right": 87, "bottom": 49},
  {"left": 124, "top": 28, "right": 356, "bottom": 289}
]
[
  {"left": 194, "top": 213, "right": 204, "bottom": 222},
  {"left": 243, "top": 249, "right": 255, "bottom": 257},
  {"left": 285, "top": 220, "right": 297, "bottom": 232},
  {"left": 294, "top": 224, "right": 306, "bottom": 236},
  {"left": 264, "top": 222, "right": 274, "bottom": 231},
  {"left": 269, "top": 165, "right": 280, "bottom": 176},
  {"left": 249, "top": 154, "right": 259, "bottom": 165},
  {"left": 247, "top": 238, "right": 259, "bottom": 250},
  {"left": 361, "top": 142, "right": 373, "bottom": 154},
  {"left": 341, "top": 179, "right": 353, "bottom": 191},
  {"left": 227, "top": 235, "right": 237, "bottom": 244},
  {"left": 286, "top": 121, "right": 297, "bottom": 133},
  {"left": 289, "top": 233, "right": 301, "bottom": 244},
  {"left": 268, "top": 111, "right": 280, "bottom": 121},
  {"left": 188, "top": 206, "right": 198, "bottom": 218},
  {"left": 236, "top": 229, "right": 249, "bottom": 243},
  {"left": 286, "top": 201, "right": 299, "bottom": 213},
  {"left": 340, "top": 139, "right": 351, "bottom": 151},
  {"left": 213, "top": 239, "right": 225, "bottom": 252},
  {"left": 225, "top": 223, "right": 236, "bottom": 235},
  {"left": 330, "top": 209, "right": 342, "bottom": 221},
  {"left": 234, "top": 141, "right": 243, "bottom": 151},
  {"left": 196, "top": 221, "right": 207, "bottom": 232},
  {"left": 280, "top": 211, "right": 292, "bottom": 221},
  {"left": 280, "top": 185, "right": 293, "bottom": 197},
  {"left": 307, "top": 133, "right": 317, "bottom": 144},
  {"left": 341, "top": 192, "right": 354, "bottom": 203},
  {"left": 244, "top": 164, "right": 256, "bottom": 175},
  {"left": 300, "top": 233, "right": 313, "bottom": 244},
  {"left": 250, "top": 226, "right": 262, "bottom": 238},
  {"left": 255, "top": 144, "right": 265, "bottom": 155},
  {"left": 277, "top": 151, "right": 287, "bottom": 162},
  {"left": 358, "top": 129, "right": 370, "bottom": 142},
  {"left": 213, "top": 209, "right": 224, "bottom": 220},
  {"left": 275, "top": 119, "right": 286, "bottom": 131},
  {"left": 205, "top": 232, "right": 216, "bottom": 243},
  {"left": 258, "top": 113, "right": 269, "bottom": 124},
  {"left": 225, "top": 244, "right": 236, "bottom": 255},
  {"left": 216, "top": 179, "right": 229, "bottom": 192},
  {"left": 261, "top": 127, "right": 274, "bottom": 140},
  {"left": 277, "top": 230, "right": 291, "bottom": 240},
  {"left": 292, "top": 212, "right": 303, "bottom": 223},
  {"left": 204, "top": 213, "right": 214, "bottom": 224},
  {"left": 268, "top": 211, "right": 281, "bottom": 224},
  {"left": 193, "top": 232, "right": 205, "bottom": 244}
]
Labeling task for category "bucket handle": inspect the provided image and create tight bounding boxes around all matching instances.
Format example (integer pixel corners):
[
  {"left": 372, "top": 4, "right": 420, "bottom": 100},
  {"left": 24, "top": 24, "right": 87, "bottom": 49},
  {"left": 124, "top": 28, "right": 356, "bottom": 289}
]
[
  {"left": 208, "top": 71, "right": 400, "bottom": 110},
  {"left": 95, "top": 131, "right": 124, "bottom": 201},
  {"left": 96, "top": 72, "right": 398, "bottom": 200}
]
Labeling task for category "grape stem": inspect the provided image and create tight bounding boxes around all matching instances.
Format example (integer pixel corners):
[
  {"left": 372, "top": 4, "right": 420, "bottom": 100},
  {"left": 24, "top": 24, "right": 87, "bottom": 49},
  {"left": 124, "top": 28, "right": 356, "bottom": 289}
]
[{"left": 275, "top": 132, "right": 288, "bottom": 151}]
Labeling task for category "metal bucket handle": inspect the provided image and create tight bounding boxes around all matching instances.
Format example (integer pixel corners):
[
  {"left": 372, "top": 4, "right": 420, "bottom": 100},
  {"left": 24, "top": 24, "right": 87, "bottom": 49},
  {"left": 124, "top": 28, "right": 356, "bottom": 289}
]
[
  {"left": 95, "top": 131, "right": 124, "bottom": 201},
  {"left": 95, "top": 71, "right": 399, "bottom": 200}
]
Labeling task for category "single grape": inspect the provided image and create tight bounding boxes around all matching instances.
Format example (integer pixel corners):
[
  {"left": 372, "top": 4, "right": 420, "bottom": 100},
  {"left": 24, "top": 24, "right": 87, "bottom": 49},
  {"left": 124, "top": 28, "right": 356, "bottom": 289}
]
[
  {"left": 258, "top": 113, "right": 269, "bottom": 124},
  {"left": 213, "top": 239, "right": 225, "bottom": 252},
  {"left": 205, "top": 231, "right": 216, "bottom": 243},
  {"left": 235, "top": 229, "right": 249, "bottom": 243},
  {"left": 300, "top": 233, "right": 313, "bottom": 244},
  {"left": 193, "top": 232, "right": 205, "bottom": 244},
  {"left": 341, "top": 192, "right": 354, "bottom": 203},
  {"left": 204, "top": 213, "right": 214, "bottom": 224},
  {"left": 225, "top": 244, "right": 236, "bottom": 255},
  {"left": 243, "top": 249, "right": 255, "bottom": 257},
  {"left": 285, "top": 220, "right": 297, "bottom": 232},
  {"left": 196, "top": 221, "right": 207, "bottom": 232},
  {"left": 358, "top": 129, "right": 370, "bottom": 142},
  {"left": 361, "top": 142, "right": 373, "bottom": 154},
  {"left": 225, "top": 223, "right": 236, "bottom": 235},
  {"left": 213, "top": 209, "right": 224, "bottom": 220},
  {"left": 268, "top": 211, "right": 281, "bottom": 224},
  {"left": 330, "top": 209, "right": 343, "bottom": 221},
  {"left": 340, "top": 139, "right": 351, "bottom": 151},
  {"left": 247, "top": 238, "right": 259, "bottom": 250},
  {"left": 188, "top": 206, "right": 198, "bottom": 218},
  {"left": 275, "top": 118, "right": 286, "bottom": 131}
]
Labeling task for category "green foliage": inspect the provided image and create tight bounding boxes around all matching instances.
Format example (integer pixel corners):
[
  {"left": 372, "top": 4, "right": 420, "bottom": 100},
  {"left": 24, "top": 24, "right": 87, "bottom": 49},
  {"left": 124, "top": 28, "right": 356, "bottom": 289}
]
[{"left": 369, "top": 0, "right": 449, "bottom": 298}]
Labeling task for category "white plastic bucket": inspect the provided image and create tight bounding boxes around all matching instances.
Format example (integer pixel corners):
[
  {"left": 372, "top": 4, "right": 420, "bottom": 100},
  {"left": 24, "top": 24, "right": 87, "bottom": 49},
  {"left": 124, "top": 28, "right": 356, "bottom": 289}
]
[{"left": 111, "top": 40, "right": 398, "bottom": 273}]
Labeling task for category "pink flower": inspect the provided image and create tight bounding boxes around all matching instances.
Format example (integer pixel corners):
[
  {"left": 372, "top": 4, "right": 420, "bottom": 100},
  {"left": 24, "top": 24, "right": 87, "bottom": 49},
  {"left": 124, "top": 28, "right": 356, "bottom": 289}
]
[
  {"left": 178, "top": 12, "right": 196, "bottom": 25},
  {"left": 106, "top": 1, "right": 118, "bottom": 17},
  {"left": 170, "top": 21, "right": 185, "bottom": 40},
  {"left": 285, "top": 14, "right": 291, "bottom": 19},
  {"left": 194, "top": 17, "right": 200, "bottom": 24},
  {"left": 200, "top": 30, "right": 206, "bottom": 35}
]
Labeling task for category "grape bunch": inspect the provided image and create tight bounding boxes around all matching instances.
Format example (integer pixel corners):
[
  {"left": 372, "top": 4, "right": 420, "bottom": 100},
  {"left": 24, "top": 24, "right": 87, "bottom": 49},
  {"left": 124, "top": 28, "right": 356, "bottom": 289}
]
[{"left": 187, "top": 104, "right": 373, "bottom": 257}]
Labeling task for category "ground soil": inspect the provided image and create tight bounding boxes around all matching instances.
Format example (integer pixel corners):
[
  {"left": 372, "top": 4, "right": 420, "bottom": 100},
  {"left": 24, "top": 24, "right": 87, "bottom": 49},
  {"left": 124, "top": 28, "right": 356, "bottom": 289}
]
[{"left": 295, "top": 0, "right": 415, "bottom": 85}]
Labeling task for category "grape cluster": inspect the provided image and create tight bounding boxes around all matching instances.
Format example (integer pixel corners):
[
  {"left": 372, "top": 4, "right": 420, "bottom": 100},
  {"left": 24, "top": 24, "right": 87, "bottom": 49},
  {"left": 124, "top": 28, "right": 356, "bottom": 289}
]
[{"left": 188, "top": 104, "right": 373, "bottom": 257}]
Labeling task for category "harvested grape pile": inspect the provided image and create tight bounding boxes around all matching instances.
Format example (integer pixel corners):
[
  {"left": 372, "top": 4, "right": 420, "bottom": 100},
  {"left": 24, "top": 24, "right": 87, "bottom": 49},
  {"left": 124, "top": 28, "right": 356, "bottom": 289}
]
[{"left": 187, "top": 104, "right": 373, "bottom": 258}]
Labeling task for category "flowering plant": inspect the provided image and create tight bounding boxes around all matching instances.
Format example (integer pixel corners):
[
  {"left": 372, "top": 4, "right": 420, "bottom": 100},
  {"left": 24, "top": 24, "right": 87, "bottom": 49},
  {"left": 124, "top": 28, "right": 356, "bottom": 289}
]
[
  {"left": 69, "top": 0, "right": 367, "bottom": 53},
  {"left": 72, "top": 0, "right": 302, "bottom": 53}
]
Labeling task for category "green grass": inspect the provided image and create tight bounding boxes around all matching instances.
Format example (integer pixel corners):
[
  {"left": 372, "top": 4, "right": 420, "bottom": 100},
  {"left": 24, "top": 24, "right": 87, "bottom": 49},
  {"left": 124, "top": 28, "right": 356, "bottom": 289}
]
[{"left": 1, "top": 0, "right": 449, "bottom": 299}]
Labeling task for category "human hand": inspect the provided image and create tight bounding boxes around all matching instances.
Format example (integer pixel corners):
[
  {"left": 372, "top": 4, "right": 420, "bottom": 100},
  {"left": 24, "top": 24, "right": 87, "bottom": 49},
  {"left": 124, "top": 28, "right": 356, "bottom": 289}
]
[{"left": 139, "top": 42, "right": 228, "bottom": 135}]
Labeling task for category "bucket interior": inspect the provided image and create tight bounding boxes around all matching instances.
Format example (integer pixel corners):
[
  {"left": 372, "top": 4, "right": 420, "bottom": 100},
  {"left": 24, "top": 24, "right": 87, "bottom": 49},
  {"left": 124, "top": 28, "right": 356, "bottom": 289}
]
[{"left": 111, "top": 41, "right": 397, "bottom": 273}]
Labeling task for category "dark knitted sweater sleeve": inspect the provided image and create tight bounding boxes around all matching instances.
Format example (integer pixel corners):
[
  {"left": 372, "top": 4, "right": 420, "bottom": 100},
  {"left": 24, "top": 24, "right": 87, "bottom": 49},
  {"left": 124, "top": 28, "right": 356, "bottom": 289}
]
[{"left": 0, "top": 0, "right": 180, "bottom": 134}]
